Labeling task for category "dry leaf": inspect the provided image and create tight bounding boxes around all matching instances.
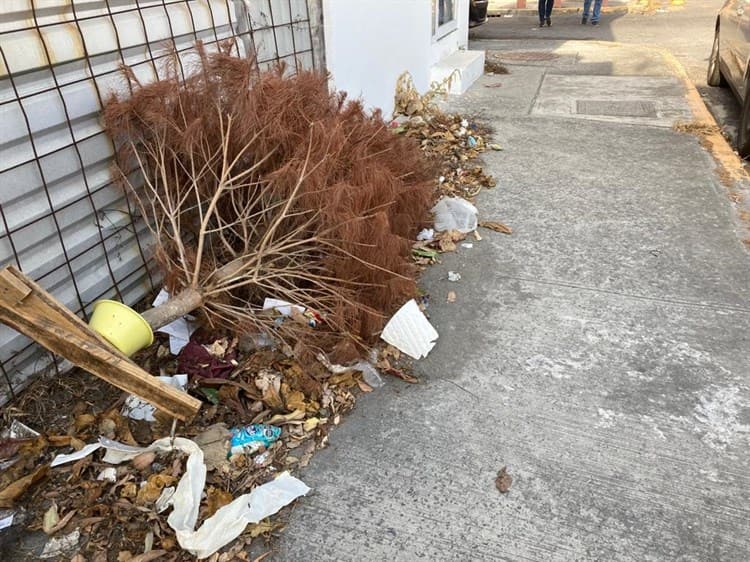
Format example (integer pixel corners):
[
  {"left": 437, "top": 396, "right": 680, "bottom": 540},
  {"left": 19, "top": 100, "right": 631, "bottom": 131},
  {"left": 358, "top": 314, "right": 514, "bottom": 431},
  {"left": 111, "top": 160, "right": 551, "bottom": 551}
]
[
  {"left": 0, "top": 464, "right": 48, "bottom": 507},
  {"left": 384, "top": 368, "right": 419, "bottom": 384},
  {"left": 132, "top": 452, "right": 156, "bottom": 471},
  {"left": 43, "top": 503, "right": 59, "bottom": 534},
  {"left": 447, "top": 291, "right": 457, "bottom": 303},
  {"left": 495, "top": 466, "right": 513, "bottom": 493},
  {"left": 302, "top": 417, "right": 320, "bottom": 432},
  {"left": 356, "top": 379, "right": 373, "bottom": 393},
  {"left": 128, "top": 551, "right": 167, "bottom": 562},
  {"left": 136, "top": 474, "right": 175, "bottom": 505},
  {"left": 47, "top": 435, "right": 72, "bottom": 447},
  {"left": 267, "top": 409, "right": 305, "bottom": 425},
  {"left": 479, "top": 220, "right": 512, "bottom": 234},
  {"left": 120, "top": 482, "right": 137, "bottom": 500},
  {"left": 46, "top": 509, "right": 77, "bottom": 536},
  {"left": 284, "top": 390, "right": 307, "bottom": 412},
  {"left": 206, "top": 487, "right": 233, "bottom": 518},
  {"left": 74, "top": 414, "right": 96, "bottom": 432},
  {"left": 438, "top": 238, "right": 456, "bottom": 252},
  {"left": 246, "top": 520, "right": 279, "bottom": 538}
]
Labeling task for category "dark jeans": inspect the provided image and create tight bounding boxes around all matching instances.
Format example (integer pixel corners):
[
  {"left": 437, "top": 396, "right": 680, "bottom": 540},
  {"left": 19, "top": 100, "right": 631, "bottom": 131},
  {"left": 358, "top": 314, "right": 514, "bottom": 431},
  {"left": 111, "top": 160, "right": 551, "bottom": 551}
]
[{"left": 538, "top": 0, "right": 554, "bottom": 21}]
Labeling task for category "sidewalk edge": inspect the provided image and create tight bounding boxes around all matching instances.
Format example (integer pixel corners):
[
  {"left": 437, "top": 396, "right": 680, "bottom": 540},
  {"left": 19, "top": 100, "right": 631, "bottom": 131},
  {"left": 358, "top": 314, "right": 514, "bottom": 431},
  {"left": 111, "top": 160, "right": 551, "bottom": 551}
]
[{"left": 658, "top": 48, "right": 748, "bottom": 183}]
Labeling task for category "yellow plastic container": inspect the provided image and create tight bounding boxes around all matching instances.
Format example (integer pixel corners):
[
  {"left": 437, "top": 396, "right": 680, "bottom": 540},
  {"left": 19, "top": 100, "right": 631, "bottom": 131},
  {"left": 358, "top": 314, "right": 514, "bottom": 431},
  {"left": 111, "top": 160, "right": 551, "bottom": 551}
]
[{"left": 89, "top": 300, "right": 154, "bottom": 356}]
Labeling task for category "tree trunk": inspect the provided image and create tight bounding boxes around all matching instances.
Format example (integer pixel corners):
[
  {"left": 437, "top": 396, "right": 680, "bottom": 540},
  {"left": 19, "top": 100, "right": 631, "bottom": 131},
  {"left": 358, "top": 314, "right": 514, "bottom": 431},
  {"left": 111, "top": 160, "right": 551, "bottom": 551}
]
[{"left": 140, "top": 287, "right": 204, "bottom": 330}]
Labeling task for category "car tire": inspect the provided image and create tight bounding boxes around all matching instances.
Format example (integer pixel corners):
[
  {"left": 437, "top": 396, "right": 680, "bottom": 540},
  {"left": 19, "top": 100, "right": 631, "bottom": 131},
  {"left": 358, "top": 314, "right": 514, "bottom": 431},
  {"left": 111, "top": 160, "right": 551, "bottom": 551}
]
[
  {"left": 707, "top": 29, "right": 726, "bottom": 87},
  {"left": 738, "top": 80, "right": 750, "bottom": 159}
]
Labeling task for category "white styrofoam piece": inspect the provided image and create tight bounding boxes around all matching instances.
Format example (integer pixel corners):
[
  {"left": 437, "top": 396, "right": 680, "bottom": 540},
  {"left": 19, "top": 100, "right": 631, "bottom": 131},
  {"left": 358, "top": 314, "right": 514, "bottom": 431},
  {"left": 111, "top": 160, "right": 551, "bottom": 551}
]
[{"left": 381, "top": 299, "right": 439, "bottom": 360}]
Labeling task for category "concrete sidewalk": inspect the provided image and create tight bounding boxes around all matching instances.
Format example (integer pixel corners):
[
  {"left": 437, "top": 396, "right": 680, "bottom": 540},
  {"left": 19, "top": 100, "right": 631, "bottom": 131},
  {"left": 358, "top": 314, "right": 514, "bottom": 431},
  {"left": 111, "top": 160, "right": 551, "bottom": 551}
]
[{"left": 275, "top": 40, "right": 750, "bottom": 560}]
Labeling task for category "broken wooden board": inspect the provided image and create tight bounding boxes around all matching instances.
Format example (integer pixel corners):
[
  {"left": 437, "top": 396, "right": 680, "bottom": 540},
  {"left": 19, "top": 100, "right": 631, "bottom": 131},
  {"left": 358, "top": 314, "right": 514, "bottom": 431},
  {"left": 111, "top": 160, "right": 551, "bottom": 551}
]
[{"left": 0, "top": 266, "right": 201, "bottom": 421}]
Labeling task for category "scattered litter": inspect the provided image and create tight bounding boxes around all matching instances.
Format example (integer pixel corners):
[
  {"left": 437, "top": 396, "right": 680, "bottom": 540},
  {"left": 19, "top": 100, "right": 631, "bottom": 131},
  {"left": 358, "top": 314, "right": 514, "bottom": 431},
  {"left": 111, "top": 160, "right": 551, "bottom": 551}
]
[
  {"left": 433, "top": 197, "right": 478, "bottom": 233},
  {"left": 467, "top": 136, "right": 477, "bottom": 148},
  {"left": 460, "top": 119, "right": 469, "bottom": 128},
  {"left": 155, "top": 487, "right": 176, "bottom": 513},
  {"left": 122, "top": 374, "right": 188, "bottom": 421},
  {"left": 152, "top": 289, "right": 197, "bottom": 354},
  {"left": 179, "top": 472, "right": 308, "bottom": 559},
  {"left": 254, "top": 451, "right": 272, "bottom": 467},
  {"left": 1, "top": 420, "right": 40, "bottom": 440},
  {"left": 447, "top": 291, "right": 457, "bottom": 303},
  {"left": 177, "top": 341, "right": 237, "bottom": 380},
  {"left": 495, "top": 466, "right": 513, "bottom": 493},
  {"left": 448, "top": 271, "right": 462, "bottom": 282},
  {"left": 489, "top": 143, "right": 503, "bottom": 151},
  {"left": 0, "top": 511, "right": 14, "bottom": 530},
  {"left": 97, "top": 437, "right": 309, "bottom": 557},
  {"left": 484, "top": 82, "right": 503, "bottom": 88},
  {"left": 40, "top": 529, "right": 80, "bottom": 559},
  {"left": 262, "top": 298, "right": 305, "bottom": 317},
  {"left": 96, "top": 468, "right": 117, "bottom": 482},
  {"left": 479, "top": 220, "right": 512, "bottom": 234},
  {"left": 230, "top": 425, "right": 282, "bottom": 456},
  {"left": 50, "top": 443, "right": 101, "bottom": 468},
  {"left": 461, "top": 243, "right": 473, "bottom": 249},
  {"left": 381, "top": 299, "right": 439, "bottom": 360},
  {"left": 262, "top": 298, "right": 321, "bottom": 328},
  {"left": 353, "top": 361, "right": 385, "bottom": 388},
  {"left": 417, "top": 228, "right": 435, "bottom": 241}
]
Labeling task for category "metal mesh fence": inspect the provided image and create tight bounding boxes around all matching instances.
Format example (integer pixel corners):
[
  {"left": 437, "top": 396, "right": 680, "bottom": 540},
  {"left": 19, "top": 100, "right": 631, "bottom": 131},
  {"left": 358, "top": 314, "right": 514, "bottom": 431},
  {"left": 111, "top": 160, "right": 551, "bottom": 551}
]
[{"left": 0, "top": 0, "right": 319, "bottom": 403}]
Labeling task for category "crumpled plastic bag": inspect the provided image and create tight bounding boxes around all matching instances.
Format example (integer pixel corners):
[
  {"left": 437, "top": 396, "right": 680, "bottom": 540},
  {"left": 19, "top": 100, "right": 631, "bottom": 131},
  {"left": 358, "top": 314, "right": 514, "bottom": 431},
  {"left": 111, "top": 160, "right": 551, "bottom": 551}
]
[
  {"left": 101, "top": 437, "right": 310, "bottom": 558},
  {"left": 432, "top": 197, "right": 478, "bottom": 233}
]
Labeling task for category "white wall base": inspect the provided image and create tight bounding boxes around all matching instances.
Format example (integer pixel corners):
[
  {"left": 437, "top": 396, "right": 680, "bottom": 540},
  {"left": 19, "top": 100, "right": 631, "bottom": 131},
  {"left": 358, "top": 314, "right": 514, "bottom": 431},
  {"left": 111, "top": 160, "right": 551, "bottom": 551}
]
[{"left": 430, "top": 50, "right": 485, "bottom": 95}]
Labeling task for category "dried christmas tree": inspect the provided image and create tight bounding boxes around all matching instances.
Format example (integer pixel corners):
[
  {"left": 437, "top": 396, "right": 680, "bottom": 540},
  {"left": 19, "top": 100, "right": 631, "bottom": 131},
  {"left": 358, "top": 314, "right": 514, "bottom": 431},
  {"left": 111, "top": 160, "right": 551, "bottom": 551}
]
[{"left": 103, "top": 43, "right": 433, "bottom": 357}]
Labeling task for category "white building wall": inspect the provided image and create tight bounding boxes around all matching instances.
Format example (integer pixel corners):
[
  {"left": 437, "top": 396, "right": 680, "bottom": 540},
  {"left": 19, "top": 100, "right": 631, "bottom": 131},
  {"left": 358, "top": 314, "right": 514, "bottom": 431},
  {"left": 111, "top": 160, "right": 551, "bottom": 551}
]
[{"left": 322, "top": 0, "right": 474, "bottom": 117}]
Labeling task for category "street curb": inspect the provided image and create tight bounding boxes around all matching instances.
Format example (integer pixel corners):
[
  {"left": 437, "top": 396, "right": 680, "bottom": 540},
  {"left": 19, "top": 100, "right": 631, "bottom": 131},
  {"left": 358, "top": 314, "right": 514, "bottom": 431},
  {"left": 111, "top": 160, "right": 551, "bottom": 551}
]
[{"left": 657, "top": 48, "right": 748, "bottom": 184}]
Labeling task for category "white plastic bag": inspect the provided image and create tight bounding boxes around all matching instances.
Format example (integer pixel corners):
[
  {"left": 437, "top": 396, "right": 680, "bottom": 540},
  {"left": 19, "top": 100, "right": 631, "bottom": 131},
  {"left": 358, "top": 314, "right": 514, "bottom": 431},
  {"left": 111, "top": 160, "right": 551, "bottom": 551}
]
[{"left": 432, "top": 197, "right": 478, "bottom": 233}]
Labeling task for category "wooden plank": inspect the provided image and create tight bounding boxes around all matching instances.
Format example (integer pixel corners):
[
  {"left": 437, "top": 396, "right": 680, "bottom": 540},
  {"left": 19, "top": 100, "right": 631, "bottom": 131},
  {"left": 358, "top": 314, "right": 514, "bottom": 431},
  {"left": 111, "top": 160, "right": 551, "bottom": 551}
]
[
  {"left": 0, "top": 267, "right": 201, "bottom": 421},
  {"left": 0, "top": 268, "right": 32, "bottom": 303},
  {"left": 4, "top": 267, "right": 130, "bottom": 361}
]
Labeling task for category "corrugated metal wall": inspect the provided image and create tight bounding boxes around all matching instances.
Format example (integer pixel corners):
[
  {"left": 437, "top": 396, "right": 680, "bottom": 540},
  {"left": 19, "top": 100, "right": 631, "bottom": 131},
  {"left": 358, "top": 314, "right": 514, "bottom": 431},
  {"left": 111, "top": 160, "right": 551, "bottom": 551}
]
[{"left": 0, "top": 0, "right": 320, "bottom": 403}]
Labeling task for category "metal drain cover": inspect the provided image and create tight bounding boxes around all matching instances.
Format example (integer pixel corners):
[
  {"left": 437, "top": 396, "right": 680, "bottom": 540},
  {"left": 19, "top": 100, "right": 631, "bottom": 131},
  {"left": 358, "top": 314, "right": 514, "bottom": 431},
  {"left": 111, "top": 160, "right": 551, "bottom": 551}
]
[{"left": 576, "top": 100, "right": 657, "bottom": 118}]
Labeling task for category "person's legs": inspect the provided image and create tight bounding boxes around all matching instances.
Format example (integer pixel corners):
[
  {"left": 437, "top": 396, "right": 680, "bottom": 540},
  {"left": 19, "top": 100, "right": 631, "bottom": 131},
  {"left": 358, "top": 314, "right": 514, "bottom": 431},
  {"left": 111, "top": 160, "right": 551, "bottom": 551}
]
[
  {"left": 582, "top": 0, "right": 592, "bottom": 23},
  {"left": 538, "top": 0, "right": 546, "bottom": 23},
  {"left": 545, "top": 0, "right": 554, "bottom": 19},
  {"left": 591, "top": 0, "right": 603, "bottom": 23}
]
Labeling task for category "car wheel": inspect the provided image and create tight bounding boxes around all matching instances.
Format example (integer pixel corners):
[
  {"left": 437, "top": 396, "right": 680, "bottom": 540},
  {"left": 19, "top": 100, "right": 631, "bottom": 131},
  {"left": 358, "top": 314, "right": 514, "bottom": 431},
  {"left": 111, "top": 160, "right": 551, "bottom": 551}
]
[
  {"left": 738, "top": 81, "right": 750, "bottom": 158},
  {"left": 707, "top": 28, "right": 726, "bottom": 87}
]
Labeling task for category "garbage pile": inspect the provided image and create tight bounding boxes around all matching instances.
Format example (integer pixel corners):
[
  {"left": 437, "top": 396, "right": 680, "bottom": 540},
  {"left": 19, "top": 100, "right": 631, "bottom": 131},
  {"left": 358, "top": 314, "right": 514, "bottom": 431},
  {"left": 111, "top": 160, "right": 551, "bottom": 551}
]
[
  {"left": 0, "top": 337, "right": 401, "bottom": 559},
  {"left": 0, "top": 51, "right": 507, "bottom": 560}
]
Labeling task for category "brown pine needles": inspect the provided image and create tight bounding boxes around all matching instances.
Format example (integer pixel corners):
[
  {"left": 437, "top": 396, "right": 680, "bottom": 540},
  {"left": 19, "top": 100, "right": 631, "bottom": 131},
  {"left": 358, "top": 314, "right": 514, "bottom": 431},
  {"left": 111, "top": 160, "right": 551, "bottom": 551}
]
[{"left": 103, "top": 43, "right": 433, "bottom": 357}]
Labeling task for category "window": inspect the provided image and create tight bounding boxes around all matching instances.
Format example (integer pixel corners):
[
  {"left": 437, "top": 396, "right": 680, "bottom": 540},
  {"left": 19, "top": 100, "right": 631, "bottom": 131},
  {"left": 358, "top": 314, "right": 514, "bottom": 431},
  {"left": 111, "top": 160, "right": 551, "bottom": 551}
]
[{"left": 432, "top": 0, "right": 457, "bottom": 39}]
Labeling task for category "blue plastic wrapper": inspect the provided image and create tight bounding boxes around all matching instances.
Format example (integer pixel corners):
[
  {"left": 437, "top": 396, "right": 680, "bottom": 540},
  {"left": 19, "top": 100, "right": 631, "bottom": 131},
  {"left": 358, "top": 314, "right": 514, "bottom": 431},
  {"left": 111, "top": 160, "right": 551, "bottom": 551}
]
[{"left": 230, "top": 424, "right": 281, "bottom": 456}]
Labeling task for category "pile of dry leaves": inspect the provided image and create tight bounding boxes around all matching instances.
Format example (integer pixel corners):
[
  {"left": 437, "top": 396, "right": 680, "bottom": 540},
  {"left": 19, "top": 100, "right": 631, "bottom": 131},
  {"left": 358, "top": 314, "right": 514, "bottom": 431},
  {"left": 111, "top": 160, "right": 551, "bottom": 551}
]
[{"left": 0, "top": 332, "right": 414, "bottom": 560}]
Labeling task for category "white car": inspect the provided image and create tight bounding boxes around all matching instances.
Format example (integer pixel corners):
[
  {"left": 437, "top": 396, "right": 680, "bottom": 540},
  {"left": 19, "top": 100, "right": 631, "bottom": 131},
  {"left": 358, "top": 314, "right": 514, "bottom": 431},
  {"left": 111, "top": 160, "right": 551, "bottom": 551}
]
[{"left": 707, "top": 0, "right": 750, "bottom": 157}]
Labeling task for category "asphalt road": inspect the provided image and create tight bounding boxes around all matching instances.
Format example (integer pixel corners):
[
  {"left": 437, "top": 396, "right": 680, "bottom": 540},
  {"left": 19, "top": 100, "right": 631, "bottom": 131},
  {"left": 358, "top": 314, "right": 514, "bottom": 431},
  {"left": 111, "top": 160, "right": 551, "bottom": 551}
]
[{"left": 470, "top": 0, "right": 745, "bottom": 153}]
